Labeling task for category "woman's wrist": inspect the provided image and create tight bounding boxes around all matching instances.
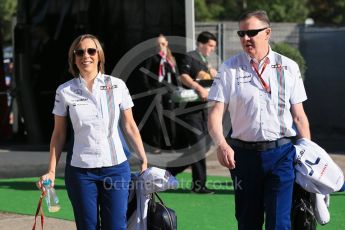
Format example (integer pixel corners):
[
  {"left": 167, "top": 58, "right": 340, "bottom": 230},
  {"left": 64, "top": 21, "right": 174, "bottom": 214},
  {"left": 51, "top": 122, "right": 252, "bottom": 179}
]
[
  {"left": 47, "top": 169, "right": 56, "bottom": 175},
  {"left": 141, "top": 157, "right": 148, "bottom": 164}
]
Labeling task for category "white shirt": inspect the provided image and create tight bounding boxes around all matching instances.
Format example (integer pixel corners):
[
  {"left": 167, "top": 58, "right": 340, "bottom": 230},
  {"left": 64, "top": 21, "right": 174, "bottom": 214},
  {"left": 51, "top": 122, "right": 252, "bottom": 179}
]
[
  {"left": 208, "top": 49, "right": 307, "bottom": 142},
  {"left": 53, "top": 73, "right": 134, "bottom": 168}
]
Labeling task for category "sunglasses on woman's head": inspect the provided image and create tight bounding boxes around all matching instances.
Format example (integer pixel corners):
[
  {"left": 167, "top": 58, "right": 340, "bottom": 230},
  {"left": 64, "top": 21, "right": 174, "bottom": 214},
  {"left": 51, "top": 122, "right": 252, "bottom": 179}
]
[
  {"left": 237, "top": 27, "right": 268, "bottom": 38},
  {"left": 73, "top": 48, "right": 98, "bottom": 57}
]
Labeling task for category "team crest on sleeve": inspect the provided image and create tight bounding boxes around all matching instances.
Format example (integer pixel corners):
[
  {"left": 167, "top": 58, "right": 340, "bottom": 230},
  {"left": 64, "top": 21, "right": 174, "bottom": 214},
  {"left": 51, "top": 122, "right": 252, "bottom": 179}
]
[
  {"left": 73, "top": 89, "right": 82, "bottom": 96},
  {"left": 240, "top": 65, "right": 247, "bottom": 71}
]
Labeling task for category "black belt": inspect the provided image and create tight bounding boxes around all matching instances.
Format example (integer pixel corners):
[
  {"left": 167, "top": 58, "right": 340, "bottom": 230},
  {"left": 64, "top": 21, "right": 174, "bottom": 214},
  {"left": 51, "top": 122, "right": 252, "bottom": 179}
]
[{"left": 229, "top": 138, "right": 291, "bottom": 152}]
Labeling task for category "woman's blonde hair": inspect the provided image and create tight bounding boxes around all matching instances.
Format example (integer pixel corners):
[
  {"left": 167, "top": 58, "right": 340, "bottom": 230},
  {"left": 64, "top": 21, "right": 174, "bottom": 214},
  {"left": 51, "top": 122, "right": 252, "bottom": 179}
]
[{"left": 68, "top": 34, "right": 105, "bottom": 77}]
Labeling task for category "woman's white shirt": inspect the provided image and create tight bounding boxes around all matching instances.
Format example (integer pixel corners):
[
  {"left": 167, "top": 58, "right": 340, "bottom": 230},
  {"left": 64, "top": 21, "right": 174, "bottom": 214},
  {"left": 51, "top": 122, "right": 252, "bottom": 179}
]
[{"left": 53, "top": 73, "right": 133, "bottom": 168}]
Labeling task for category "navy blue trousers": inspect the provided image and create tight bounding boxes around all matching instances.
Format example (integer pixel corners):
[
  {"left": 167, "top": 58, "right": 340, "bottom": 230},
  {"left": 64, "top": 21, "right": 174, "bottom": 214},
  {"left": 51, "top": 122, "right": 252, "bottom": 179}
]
[
  {"left": 230, "top": 143, "right": 296, "bottom": 230},
  {"left": 65, "top": 161, "right": 131, "bottom": 230}
]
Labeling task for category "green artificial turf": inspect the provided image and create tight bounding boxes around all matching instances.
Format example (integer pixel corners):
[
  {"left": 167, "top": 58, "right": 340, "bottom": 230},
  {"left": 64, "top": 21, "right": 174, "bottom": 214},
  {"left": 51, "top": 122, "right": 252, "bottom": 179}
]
[
  {"left": 0, "top": 177, "right": 74, "bottom": 220},
  {"left": 0, "top": 174, "right": 344, "bottom": 229}
]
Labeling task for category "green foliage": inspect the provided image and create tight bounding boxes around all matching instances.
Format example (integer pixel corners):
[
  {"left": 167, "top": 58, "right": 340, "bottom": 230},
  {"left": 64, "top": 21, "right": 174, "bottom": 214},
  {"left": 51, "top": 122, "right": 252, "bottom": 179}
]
[
  {"left": 195, "top": 0, "right": 310, "bottom": 23},
  {"left": 249, "top": 0, "right": 309, "bottom": 23},
  {"left": 195, "top": 0, "right": 228, "bottom": 21},
  {"left": 308, "top": 0, "right": 345, "bottom": 26},
  {"left": 195, "top": 0, "right": 213, "bottom": 21},
  {"left": 0, "top": 0, "right": 17, "bottom": 44},
  {"left": 196, "top": 0, "right": 345, "bottom": 25},
  {"left": 271, "top": 42, "right": 307, "bottom": 80}
]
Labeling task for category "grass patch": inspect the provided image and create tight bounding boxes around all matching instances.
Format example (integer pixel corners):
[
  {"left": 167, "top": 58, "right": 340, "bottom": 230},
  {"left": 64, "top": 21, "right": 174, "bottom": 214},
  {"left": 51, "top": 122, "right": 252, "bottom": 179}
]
[
  {"left": 0, "top": 177, "right": 74, "bottom": 220},
  {"left": 0, "top": 174, "right": 344, "bottom": 229}
]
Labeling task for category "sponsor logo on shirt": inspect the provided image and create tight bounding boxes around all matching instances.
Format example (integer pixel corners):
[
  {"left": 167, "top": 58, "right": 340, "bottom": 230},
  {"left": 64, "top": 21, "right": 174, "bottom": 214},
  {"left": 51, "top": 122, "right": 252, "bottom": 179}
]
[
  {"left": 100, "top": 85, "right": 117, "bottom": 90},
  {"left": 271, "top": 64, "right": 287, "bottom": 70},
  {"left": 72, "top": 103, "right": 88, "bottom": 106},
  {"left": 236, "top": 74, "right": 252, "bottom": 84},
  {"left": 72, "top": 98, "right": 88, "bottom": 102},
  {"left": 73, "top": 89, "right": 82, "bottom": 96}
]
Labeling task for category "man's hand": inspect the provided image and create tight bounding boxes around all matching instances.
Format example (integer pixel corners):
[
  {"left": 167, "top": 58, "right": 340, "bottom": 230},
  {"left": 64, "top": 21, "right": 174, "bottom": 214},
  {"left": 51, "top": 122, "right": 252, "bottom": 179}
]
[
  {"left": 209, "top": 68, "right": 218, "bottom": 78},
  {"left": 216, "top": 142, "right": 236, "bottom": 169},
  {"left": 195, "top": 86, "right": 209, "bottom": 101}
]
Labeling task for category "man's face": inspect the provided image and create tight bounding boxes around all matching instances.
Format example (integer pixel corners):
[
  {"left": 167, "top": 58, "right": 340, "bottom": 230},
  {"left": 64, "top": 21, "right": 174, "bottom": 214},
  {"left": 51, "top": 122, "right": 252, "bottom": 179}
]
[
  {"left": 198, "top": 39, "right": 217, "bottom": 57},
  {"left": 238, "top": 16, "right": 271, "bottom": 58}
]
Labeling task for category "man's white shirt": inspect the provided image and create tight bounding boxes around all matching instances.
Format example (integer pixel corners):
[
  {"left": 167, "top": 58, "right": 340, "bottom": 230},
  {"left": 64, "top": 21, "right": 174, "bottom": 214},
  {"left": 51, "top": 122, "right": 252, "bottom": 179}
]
[
  {"left": 53, "top": 72, "right": 133, "bottom": 168},
  {"left": 208, "top": 49, "right": 307, "bottom": 142}
]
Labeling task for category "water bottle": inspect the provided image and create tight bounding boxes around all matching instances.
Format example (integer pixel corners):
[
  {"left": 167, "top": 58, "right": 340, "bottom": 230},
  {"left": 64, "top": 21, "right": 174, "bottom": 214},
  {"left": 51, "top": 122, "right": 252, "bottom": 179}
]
[{"left": 42, "top": 179, "right": 61, "bottom": 212}]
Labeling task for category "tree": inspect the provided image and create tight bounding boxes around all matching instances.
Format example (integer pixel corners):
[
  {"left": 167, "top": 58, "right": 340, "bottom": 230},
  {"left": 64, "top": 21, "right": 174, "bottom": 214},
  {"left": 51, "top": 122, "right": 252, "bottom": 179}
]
[
  {"left": 195, "top": 0, "right": 310, "bottom": 23},
  {"left": 0, "top": 0, "right": 17, "bottom": 44},
  {"left": 249, "top": 0, "right": 309, "bottom": 23},
  {"left": 195, "top": 0, "right": 227, "bottom": 21},
  {"left": 308, "top": 0, "right": 345, "bottom": 26}
]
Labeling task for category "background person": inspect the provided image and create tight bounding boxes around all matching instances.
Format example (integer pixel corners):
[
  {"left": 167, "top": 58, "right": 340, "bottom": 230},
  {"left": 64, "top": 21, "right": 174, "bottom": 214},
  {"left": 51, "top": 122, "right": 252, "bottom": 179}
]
[
  {"left": 37, "top": 34, "right": 147, "bottom": 230},
  {"left": 208, "top": 10, "right": 310, "bottom": 229},
  {"left": 141, "top": 34, "right": 179, "bottom": 153},
  {"left": 167, "top": 31, "right": 217, "bottom": 194}
]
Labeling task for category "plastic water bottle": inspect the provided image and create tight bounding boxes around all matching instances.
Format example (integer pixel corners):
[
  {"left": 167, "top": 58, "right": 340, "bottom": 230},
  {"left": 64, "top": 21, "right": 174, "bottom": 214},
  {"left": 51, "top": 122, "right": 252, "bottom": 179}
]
[{"left": 42, "top": 180, "right": 61, "bottom": 212}]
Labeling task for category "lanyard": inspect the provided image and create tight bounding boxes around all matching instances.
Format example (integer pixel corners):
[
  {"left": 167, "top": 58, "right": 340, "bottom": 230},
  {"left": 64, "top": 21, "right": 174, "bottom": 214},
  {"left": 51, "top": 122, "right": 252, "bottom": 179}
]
[
  {"left": 32, "top": 191, "right": 45, "bottom": 230},
  {"left": 251, "top": 58, "right": 271, "bottom": 93},
  {"left": 198, "top": 52, "right": 207, "bottom": 64}
]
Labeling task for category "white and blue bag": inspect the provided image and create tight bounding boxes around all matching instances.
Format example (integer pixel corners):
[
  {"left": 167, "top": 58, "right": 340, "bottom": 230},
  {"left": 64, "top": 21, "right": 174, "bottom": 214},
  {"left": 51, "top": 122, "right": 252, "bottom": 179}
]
[{"left": 294, "top": 138, "right": 344, "bottom": 195}]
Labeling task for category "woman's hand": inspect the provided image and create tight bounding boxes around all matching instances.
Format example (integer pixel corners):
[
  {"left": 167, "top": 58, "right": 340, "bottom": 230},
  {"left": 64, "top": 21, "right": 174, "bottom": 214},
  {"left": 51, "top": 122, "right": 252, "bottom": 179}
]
[{"left": 36, "top": 171, "right": 56, "bottom": 191}]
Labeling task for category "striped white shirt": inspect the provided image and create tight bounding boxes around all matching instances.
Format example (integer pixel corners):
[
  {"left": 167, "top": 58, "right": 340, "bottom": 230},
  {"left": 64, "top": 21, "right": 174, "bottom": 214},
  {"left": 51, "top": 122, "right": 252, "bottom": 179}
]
[
  {"left": 53, "top": 73, "right": 133, "bottom": 168},
  {"left": 208, "top": 49, "right": 307, "bottom": 142}
]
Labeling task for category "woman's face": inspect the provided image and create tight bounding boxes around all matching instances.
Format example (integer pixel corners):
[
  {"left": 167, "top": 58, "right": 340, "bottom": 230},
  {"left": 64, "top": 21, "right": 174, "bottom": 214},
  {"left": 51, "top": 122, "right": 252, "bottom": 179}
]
[
  {"left": 74, "top": 38, "right": 99, "bottom": 76},
  {"left": 157, "top": 36, "right": 168, "bottom": 53}
]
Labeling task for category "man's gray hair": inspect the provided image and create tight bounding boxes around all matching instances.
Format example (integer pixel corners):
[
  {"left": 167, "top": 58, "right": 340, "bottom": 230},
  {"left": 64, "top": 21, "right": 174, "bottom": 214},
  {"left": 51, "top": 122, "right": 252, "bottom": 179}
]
[{"left": 238, "top": 10, "right": 270, "bottom": 26}]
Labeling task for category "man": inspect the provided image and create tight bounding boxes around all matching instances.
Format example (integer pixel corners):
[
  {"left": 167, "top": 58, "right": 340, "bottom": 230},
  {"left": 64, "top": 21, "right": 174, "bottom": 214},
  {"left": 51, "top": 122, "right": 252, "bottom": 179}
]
[
  {"left": 168, "top": 31, "right": 217, "bottom": 194},
  {"left": 208, "top": 10, "right": 310, "bottom": 229}
]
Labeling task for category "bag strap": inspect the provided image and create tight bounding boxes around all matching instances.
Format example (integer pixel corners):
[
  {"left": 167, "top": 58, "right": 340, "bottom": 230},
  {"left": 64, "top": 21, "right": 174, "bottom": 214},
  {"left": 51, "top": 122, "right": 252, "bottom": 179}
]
[
  {"left": 153, "top": 192, "right": 166, "bottom": 205},
  {"left": 32, "top": 191, "right": 45, "bottom": 230}
]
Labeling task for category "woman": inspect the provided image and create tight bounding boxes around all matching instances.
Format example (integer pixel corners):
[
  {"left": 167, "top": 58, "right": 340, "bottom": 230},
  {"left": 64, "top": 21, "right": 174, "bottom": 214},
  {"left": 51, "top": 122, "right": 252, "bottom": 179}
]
[
  {"left": 142, "top": 34, "right": 178, "bottom": 152},
  {"left": 37, "top": 34, "right": 148, "bottom": 230}
]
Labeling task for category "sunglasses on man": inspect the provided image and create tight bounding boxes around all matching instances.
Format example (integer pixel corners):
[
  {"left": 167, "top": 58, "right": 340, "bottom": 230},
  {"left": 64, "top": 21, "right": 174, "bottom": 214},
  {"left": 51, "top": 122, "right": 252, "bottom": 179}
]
[
  {"left": 237, "top": 27, "right": 268, "bottom": 38},
  {"left": 74, "top": 48, "right": 98, "bottom": 57}
]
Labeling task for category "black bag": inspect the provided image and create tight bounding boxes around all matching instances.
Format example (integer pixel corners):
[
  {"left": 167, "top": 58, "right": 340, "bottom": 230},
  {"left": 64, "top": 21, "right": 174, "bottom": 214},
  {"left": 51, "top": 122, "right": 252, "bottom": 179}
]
[
  {"left": 291, "top": 183, "right": 317, "bottom": 230},
  {"left": 147, "top": 192, "right": 177, "bottom": 230}
]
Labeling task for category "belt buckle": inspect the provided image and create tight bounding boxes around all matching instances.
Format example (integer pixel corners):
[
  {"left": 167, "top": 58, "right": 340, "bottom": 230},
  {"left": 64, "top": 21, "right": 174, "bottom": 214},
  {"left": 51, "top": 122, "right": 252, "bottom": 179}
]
[{"left": 256, "top": 144, "right": 267, "bottom": 152}]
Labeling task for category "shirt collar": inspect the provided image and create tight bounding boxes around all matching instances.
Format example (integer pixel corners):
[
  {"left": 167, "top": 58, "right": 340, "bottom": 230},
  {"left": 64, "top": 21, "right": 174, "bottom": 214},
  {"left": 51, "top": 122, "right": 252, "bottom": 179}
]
[{"left": 78, "top": 72, "right": 103, "bottom": 86}]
